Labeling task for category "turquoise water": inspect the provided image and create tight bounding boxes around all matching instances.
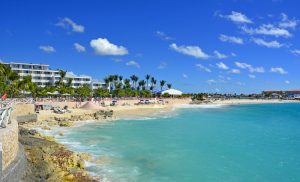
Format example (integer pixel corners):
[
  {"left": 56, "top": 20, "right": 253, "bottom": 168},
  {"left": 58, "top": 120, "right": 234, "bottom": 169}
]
[{"left": 55, "top": 103, "right": 300, "bottom": 182}]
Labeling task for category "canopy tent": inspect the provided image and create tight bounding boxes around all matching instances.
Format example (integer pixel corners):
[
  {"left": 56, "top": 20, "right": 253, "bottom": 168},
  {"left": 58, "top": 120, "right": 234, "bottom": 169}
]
[{"left": 161, "top": 89, "right": 183, "bottom": 96}]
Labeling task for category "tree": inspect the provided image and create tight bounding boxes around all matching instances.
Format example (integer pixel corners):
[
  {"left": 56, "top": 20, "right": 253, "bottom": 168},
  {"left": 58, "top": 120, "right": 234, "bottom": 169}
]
[
  {"left": 76, "top": 85, "right": 92, "bottom": 97},
  {"left": 130, "top": 75, "right": 138, "bottom": 89},
  {"left": 67, "top": 78, "right": 73, "bottom": 87},
  {"left": 167, "top": 84, "right": 172, "bottom": 89},
  {"left": 94, "top": 88, "right": 110, "bottom": 97},
  {"left": 58, "top": 70, "right": 67, "bottom": 86},
  {"left": 151, "top": 77, "right": 156, "bottom": 90},
  {"left": 160, "top": 80, "right": 166, "bottom": 91},
  {"left": 138, "top": 80, "right": 146, "bottom": 90},
  {"left": 145, "top": 74, "right": 150, "bottom": 89}
]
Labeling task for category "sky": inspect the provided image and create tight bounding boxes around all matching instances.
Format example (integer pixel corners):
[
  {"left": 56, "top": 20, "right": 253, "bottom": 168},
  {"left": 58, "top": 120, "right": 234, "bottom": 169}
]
[{"left": 0, "top": 0, "right": 300, "bottom": 93}]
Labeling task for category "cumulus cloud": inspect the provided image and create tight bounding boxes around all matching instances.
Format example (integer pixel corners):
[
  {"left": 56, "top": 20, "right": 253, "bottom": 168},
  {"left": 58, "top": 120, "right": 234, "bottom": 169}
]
[
  {"left": 252, "top": 38, "right": 284, "bottom": 48},
  {"left": 90, "top": 38, "right": 128, "bottom": 56},
  {"left": 216, "top": 62, "right": 229, "bottom": 70},
  {"left": 182, "top": 74, "right": 188, "bottom": 78},
  {"left": 155, "top": 31, "right": 173, "bottom": 40},
  {"left": 279, "top": 13, "right": 298, "bottom": 29},
  {"left": 219, "top": 34, "right": 244, "bottom": 44},
  {"left": 221, "top": 11, "right": 253, "bottom": 24},
  {"left": 229, "top": 69, "right": 241, "bottom": 74},
  {"left": 207, "top": 79, "right": 217, "bottom": 85},
  {"left": 39, "top": 45, "right": 56, "bottom": 53},
  {"left": 56, "top": 17, "right": 85, "bottom": 33},
  {"left": 291, "top": 49, "right": 300, "bottom": 56},
  {"left": 248, "top": 74, "right": 256, "bottom": 79},
  {"left": 157, "top": 62, "right": 167, "bottom": 69},
  {"left": 195, "top": 64, "right": 211, "bottom": 72},
  {"left": 170, "top": 43, "right": 209, "bottom": 59},
  {"left": 285, "top": 80, "right": 290, "bottom": 84},
  {"left": 126, "top": 60, "right": 140, "bottom": 68},
  {"left": 241, "top": 24, "right": 292, "bottom": 38},
  {"left": 270, "top": 67, "right": 288, "bottom": 74},
  {"left": 74, "top": 43, "right": 86, "bottom": 52},
  {"left": 235, "top": 62, "right": 265, "bottom": 73},
  {"left": 214, "top": 50, "right": 227, "bottom": 59}
]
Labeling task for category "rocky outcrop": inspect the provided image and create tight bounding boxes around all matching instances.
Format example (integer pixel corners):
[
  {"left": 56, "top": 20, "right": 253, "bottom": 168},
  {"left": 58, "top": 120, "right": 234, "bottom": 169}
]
[
  {"left": 19, "top": 127, "right": 98, "bottom": 182},
  {"left": 53, "top": 110, "right": 114, "bottom": 123}
]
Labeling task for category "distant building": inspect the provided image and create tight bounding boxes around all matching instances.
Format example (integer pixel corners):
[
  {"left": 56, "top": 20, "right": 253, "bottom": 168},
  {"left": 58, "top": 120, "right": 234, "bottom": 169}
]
[
  {"left": 262, "top": 90, "right": 300, "bottom": 99},
  {"left": 2, "top": 62, "right": 106, "bottom": 89}
]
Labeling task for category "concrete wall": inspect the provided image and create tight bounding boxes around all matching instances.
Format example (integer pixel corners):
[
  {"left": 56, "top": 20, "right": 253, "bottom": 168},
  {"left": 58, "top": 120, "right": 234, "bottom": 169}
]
[{"left": 16, "top": 114, "right": 37, "bottom": 124}]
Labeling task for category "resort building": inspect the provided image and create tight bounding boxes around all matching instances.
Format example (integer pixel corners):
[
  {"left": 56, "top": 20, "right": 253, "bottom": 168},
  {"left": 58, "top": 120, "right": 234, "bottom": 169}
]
[{"left": 2, "top": 62, "right": 106, "bottom": 89}]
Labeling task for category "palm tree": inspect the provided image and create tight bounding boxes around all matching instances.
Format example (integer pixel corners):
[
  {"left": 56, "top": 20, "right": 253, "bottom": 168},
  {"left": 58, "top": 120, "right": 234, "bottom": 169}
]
[
  {"left": 124, "top": 78, "right": 131, "bottom": 89},
  {"left": 138, "top": 80, "right": 146, "bottom": 90},
  {"left": 58, "top": 70, "right": 66, "bottom": 86},
  {"left": 130, "top": 75, "right": 138, "bottom": 89},
  {"left": 160, "top": 80, "right": 166, "bottom": 91},
  {"left": 167, "top": 84, "right": 172, "bottom": 89},
  {"left": 145, "top": 74, "right": 150, "bottom": 89},
  {"left": 108, "top": 75, "right": 114, "bottom": 91},
  {"left": 150, "top": 77, "right": 156, "bottom": 90},
  {"left": 67, "top": 78, "right": 73, "bottom": 87}
]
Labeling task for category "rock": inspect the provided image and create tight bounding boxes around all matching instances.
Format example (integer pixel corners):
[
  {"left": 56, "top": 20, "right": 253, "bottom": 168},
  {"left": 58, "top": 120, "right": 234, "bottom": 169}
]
[
  {"left": 79, "top": 153, "right": 92, "bottom": 161},
  {"left": 64, "top": 173, "right": 75, "bottom": 180},
  {"left": 58, "top": 121, "right": 73, "bottom": 127},
  {"left": 28, "top": 129, "right": 38, "bottom": 135},
  {"left": 77, "top": 159, "right": 85, "bottom": 169},
  {"left": 42, "top": 126, "right": 51, "bottom": 130},
  {"left": 44, "top": 136, "right": 55, "bottom": 142},
  {"left": 59, "top": 131, "right": 64, "bottom": 136}
]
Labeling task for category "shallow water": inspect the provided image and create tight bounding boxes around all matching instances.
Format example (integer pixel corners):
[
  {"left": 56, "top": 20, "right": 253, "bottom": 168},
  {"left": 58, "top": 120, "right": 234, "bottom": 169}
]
[{"left": 55, "top": 103, "right": 300, "bottom": 182}]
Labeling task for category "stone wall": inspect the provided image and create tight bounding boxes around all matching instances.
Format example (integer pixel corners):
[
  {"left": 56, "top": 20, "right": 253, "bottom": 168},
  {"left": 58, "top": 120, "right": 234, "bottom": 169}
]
[{"left": 0, "top": 114, "right": 19, "bottom": 170}]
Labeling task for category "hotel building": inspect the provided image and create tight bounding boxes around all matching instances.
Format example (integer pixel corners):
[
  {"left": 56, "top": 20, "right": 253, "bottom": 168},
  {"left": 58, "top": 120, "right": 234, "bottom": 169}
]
[{"left": 2, "top": 62, "right": 106, "bottom": 89}]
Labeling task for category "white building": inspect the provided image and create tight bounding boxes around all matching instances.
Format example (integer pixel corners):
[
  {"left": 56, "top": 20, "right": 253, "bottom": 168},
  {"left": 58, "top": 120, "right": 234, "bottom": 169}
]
[{"left": 2, "top": 62, "right": 106, "bottom": 89}]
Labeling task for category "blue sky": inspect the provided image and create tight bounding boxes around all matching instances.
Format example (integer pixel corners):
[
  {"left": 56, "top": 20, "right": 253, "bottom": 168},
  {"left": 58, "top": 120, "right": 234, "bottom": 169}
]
[{"left": 1, "top": 0, "right": 300, "bottom": 93}]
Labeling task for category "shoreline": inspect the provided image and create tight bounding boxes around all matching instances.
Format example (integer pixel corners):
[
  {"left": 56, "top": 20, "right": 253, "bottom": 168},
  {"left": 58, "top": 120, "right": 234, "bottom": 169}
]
[{"left": 17, "top": 99, "right": 300, "bottom": 181}]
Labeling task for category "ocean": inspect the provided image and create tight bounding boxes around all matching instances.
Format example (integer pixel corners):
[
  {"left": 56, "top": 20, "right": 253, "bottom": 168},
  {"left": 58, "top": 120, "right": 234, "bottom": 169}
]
[{"left": 53, "top": 103, "right": 300, "bottom": 182}]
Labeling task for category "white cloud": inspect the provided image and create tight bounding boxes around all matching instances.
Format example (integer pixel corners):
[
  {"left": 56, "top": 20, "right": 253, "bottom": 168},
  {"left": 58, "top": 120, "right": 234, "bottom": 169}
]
[
  {"left": 229, "top": 69, "right": 241, "bottom": 74},
  {"left": 74, "top": 43, "right": 86, "bottom": 52},
  {"left": 157, "top": 62, "right": 167, "bottom": 69},
  {"left": 291, "top": 49, "right": 300, "bottom": 55},
  {"left": 279, "top": 13, "right": 298, "bottom": 29},
  {"left": 156, "top": 31, "right": 173, "bottom": 40},
  {"left": 39, "top": 45, "right": 56, "bottom": 53},
  {"left": 216, "top": 62, "right": 229, "bottom": 70},
  {"left": 195, "top": 64, "right": 211, "bottom": 72},
  {"left": 126, "top": 60, "right": 140, "bottom": 68},
  {"left": 219, "top": 34, "right": 244, "bottom": 44},
  {"left": 90, "top": 38, "right": 128, "bottom": 56},
  {"left": 214, "top": 50, "right": 227, "bottom": 59},
  {"left": 248, "top": 74, "right": 256, "bottom": 79},
  {"left": 56, "top": 17, "right": 85, "bottom": 33},
  {"left": 270, "top": 67, "right": 288, "bottom": 74},
  {"left": 221, "top": 11, "right": 253, "bottom": 24},
  {"left": 241, "top": 24, "right": 292, "bottom": 38},
  {"left": 252, "top": 38, "right": 284, "bottom": 48},
  {"left": 207, "top": 79, "right": 216, "bottom": 85},
  {"left": 231, "top": 53, "right": 237, "bottom": 57},
  {"left": 235, "top": 62, "right": 265, "bottom": 73},
  {"left": 285, "top": 80, "right": 290, "bottom": 84},
  {"left": 170, "top": 43, "right": 209, "bottom": 59},
  {"left": 182, "top": 74, "right": 188, "bottom": 78}
]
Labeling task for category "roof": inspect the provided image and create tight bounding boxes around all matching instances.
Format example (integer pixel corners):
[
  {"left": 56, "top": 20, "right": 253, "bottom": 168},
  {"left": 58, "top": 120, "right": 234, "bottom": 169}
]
[{"left": 161, "top": 89, "right": 183, "bottom": 95}]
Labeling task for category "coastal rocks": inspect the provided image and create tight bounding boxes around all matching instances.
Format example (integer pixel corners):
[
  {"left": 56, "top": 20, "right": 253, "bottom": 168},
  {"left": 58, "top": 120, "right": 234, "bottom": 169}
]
[
  {"left": 58, "top": 121, "right": 73, "bottom": 127},
  {"left": 19, "top": 127, "right": 98, "bottom": 182},
  {"left": 53, "top": 110, "right": 114, "bottom": 123}
]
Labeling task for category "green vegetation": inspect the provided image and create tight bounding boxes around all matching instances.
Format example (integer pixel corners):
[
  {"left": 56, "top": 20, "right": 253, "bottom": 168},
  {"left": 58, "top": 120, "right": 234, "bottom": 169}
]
[{"left": 0, "top": 63, "right": 173, "bottom": 98}]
